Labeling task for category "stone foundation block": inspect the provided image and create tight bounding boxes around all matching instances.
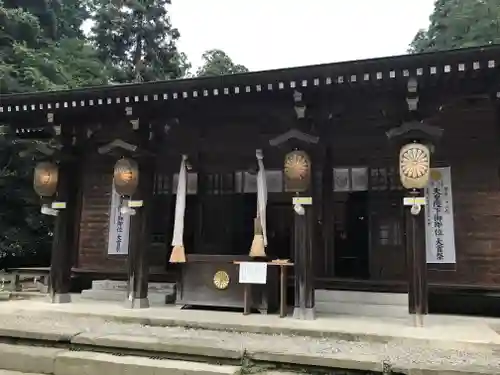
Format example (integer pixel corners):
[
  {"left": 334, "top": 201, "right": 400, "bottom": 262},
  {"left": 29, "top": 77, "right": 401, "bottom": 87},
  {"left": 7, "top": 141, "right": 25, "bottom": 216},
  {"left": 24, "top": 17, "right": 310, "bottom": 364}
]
[
  {"left": 0, "top": 343, "right": 62, "bottom": 374},
  {"left": 54, "top": 351, "right": 239, "bottom": 375}
]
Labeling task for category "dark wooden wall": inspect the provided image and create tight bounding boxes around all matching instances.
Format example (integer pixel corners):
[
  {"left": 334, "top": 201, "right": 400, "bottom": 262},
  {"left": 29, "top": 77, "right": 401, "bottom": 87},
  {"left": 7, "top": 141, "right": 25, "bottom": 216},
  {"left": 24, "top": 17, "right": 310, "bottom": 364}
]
[
  {"left": 429, "top": 98, "right": 500, "bottom": 286},
  {"left": 77, "top": 154, "right": 127, "bottom": 271}
]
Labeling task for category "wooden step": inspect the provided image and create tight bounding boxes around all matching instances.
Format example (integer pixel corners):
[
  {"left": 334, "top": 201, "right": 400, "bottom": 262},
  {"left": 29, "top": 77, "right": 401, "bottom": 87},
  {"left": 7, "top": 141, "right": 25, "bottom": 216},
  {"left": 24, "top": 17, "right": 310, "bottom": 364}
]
[
  {"left": 55, "top": 351, "right": 239, "bottom": 375},
  {"left": 315, "top": 289, "right": 408, "bottom": 305},
  {"left": 315, "top": 290, "right": 408, "bottom": 317}
]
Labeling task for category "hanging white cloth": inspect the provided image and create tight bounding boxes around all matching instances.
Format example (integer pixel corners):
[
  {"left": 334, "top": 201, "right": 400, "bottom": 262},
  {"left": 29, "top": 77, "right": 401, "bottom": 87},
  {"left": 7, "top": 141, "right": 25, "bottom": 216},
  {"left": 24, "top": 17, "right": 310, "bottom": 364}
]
[
  {"left": 172, "top": 155, "right": 187, "bottom": 248},
  {"left": 256, "top": 149, "right": 268, "bottom": 247}
]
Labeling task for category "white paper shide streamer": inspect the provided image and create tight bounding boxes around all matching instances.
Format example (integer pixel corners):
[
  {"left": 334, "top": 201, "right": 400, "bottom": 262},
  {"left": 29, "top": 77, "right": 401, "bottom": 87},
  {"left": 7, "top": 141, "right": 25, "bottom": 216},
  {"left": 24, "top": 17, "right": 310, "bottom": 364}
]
[
  {"left": 250, "top": 149, "right": 268, "bottom": 257},
  {"left": 169, "top": 155, "right": 188, "bottom": 263}
]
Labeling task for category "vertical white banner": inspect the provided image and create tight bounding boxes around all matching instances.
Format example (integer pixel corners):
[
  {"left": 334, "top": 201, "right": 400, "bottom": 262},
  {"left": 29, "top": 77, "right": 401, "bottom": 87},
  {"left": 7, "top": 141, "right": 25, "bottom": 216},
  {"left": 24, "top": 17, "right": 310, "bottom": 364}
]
[
  {"left": 107, "top": 184, "right": 130, "bottom": 255},
  {"left": 424, "top": 167, "right": 456, "bottom": 264}
]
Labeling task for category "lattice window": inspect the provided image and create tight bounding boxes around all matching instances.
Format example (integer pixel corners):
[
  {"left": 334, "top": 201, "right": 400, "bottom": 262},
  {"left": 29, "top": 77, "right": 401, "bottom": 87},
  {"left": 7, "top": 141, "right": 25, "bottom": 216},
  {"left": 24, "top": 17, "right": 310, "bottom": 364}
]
[
  {"left": 333, "top": 167, "right": 369, "bottom": 192},
  {"left": 202, "top": 170, "right": 284, "bottom": 194},
  {"left": 206, "top": 173, "right": 236, "bottom": 194},
  {"left": 370, "top": 168, "right": 387, "bottom": 190},
  {"left": 172, "top": 173, "right": 198, "bottom": 194},
  {"left": 266, "top": 170, "right": 284, "bottom": 193},
  {"left": 369, "top": 167, "right": 402, "bottom": 191},
  {"left": 378, "top": 219, "right": 402, "bottom": 246},
  {"left": 241, "top": 172, "right": 256, "bottom": 193},
  {"left": 151, "top": 172, "right": 172, "bottom": 245},
  {"left": 153, "top": 173, "right": 171, "bottom": 195}
]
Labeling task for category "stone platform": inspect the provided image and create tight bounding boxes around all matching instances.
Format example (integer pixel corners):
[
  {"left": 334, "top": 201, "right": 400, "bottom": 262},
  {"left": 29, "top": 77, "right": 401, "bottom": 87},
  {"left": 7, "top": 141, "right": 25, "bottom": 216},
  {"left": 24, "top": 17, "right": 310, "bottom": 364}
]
[
  {"left": 7, "top": 296, "right": 500, "bottom": 351},
  {"left": 0, "top": 299, "right": 499, "bottom": 373},
  {"left": 80, "top": 280, "right": 176, "bottom": 305}
]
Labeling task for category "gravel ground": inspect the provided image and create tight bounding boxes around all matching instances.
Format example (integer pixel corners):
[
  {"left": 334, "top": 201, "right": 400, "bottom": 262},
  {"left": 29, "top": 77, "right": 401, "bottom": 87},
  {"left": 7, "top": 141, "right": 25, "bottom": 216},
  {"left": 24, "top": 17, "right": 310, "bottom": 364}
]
[{"left": 0, "top": 311, "right": 498, "bottom": 372}]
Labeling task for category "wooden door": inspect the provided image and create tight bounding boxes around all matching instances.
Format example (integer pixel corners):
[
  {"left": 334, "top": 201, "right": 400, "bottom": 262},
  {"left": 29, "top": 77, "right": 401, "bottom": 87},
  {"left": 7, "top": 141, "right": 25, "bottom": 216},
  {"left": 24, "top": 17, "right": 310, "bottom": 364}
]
[
  {"left": 369, "top": 193, "right": 406, "bottom": 281},
  {"left": 333, "top": 192, "right": 370, "bottom": 279},
  {"left": 266, "top": 203, "right": 293, "bottom": 260}
]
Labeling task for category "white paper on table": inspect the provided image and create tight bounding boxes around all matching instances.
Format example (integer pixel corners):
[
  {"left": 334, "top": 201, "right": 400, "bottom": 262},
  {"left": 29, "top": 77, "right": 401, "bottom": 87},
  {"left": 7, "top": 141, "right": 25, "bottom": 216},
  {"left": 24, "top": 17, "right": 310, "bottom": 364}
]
[{"left": 238, "top": 262, "right": 267, "bottom": 284}]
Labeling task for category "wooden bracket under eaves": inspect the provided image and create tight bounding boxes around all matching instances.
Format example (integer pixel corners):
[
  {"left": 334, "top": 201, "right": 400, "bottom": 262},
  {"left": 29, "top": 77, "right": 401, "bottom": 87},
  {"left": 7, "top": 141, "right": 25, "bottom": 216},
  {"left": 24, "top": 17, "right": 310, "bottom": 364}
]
[
  {"left": 269, "top": 128, "right": 319, "bottom": 147},
  {"left": 97, "top": 138, "right": 155, "bottom": 158}
]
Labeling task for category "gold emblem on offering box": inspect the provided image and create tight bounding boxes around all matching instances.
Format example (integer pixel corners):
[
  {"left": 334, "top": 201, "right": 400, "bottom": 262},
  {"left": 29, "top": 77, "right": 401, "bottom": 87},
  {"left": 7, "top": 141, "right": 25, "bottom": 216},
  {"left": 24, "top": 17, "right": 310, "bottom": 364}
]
[
  {"left": 213, "top": 270, "right": 230, "bottom": 290},
  {"left": 284, "top": 150, "right": 311, "bottom": 192}
]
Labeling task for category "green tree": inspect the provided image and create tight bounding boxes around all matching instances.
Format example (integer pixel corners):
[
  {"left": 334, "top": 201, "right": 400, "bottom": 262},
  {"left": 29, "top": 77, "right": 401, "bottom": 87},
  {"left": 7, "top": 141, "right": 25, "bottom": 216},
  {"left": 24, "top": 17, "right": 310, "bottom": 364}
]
[
  {"left": 2, "top": 0, "right": 91, "bottom": 40},
  {"left": 196, "top": 49, "right": 248, "bottom": 77},
  {"left": 90, "top": 0, "right": 189, "bottom": 82},
  {"left": 409, "top": 0, "right": 500, "bottom": 53},
  {"left": 50, "top": 0, "right": 92, "bottom": 39},
  {"left": 0, "top": 0, "right": 109, "bottom": 267},
  {"left": 0, "top": 0, "right": 109, "bottom": 93},
  {"left": 0, "top": 133, "right": 54, "bottom": 267}
]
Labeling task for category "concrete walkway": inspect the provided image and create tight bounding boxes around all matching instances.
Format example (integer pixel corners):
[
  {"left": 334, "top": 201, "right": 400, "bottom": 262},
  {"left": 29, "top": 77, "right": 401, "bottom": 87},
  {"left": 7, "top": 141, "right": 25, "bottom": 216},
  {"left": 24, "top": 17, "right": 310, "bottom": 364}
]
[{"left": 0, "top": 298, "right": 499, "bottom": 373}]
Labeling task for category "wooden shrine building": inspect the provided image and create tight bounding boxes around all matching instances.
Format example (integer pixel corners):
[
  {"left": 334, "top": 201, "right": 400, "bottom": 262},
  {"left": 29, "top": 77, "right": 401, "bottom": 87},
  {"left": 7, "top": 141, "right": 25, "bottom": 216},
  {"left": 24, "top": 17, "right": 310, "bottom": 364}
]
[{"left": 1, "top": 45, "right": 500, "bottom": 318}]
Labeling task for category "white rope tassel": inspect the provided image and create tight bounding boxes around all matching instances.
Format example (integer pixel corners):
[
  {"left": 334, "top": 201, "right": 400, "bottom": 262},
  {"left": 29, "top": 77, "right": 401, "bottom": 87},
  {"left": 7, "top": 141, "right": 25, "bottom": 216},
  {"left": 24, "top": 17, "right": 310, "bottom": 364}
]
[
  {"left": 256, "top": 149, "right": 268, "bottom": 246},
  {"left": 170, "top": 155, "right": 187, "bottom": 263}
]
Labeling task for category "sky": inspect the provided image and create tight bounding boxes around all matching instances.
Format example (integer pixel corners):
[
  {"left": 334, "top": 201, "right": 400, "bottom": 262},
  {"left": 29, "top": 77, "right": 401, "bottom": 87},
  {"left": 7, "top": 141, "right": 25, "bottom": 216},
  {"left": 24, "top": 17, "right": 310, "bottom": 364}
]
[{"left": 169, "top": 0, "right": 436, "bottom": 72}]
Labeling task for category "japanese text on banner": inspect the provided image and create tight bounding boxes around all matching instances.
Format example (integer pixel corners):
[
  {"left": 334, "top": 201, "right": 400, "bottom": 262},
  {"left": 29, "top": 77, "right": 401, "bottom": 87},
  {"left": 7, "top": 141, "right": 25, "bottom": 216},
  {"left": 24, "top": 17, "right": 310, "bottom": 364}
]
[
  {"left": 107, "top": 185, "right": 130, "bottom": 255},
  {"left": 424, "top": 167, "right": 456, "bottom": 264}
]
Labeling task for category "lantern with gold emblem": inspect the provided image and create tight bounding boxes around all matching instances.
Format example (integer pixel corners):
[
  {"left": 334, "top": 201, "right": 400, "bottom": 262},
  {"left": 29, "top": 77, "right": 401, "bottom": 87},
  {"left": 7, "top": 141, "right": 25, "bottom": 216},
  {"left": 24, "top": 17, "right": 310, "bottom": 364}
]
[
  {"left": 113, "top": 158, "right": 139, "bottom": 197},
  {"left": 399, "top": 142, "right": 431, "bottom": 190},
  {"left": 33, "top": 161, "right": 59, "bottom": 197},
  {"left": 284, "top": 150, "right": 311, "bottom": 192}
]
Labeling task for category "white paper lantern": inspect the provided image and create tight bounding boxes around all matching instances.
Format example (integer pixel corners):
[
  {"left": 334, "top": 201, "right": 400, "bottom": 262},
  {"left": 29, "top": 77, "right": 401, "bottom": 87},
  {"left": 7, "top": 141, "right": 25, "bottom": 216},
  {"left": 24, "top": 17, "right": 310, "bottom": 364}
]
[{"left": 399, "top": 143, "right": 430, "bottom": 189}]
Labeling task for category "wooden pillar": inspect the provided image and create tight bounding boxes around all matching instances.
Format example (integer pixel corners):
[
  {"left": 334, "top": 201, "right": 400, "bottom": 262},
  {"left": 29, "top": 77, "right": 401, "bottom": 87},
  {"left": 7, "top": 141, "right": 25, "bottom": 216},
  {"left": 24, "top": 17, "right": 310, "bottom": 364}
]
[
  {"left": 386, "top": 123, "right": 442, "bottom": 326},
  {"left": 405, "top": 191, "right": 428, "bottom": 322},
  {"left": 194, "top": 154, "right": 206, "bottom": 252},
  {"left": 268, "top": 92, "right": 320, "bottom": 319},
  {"left": 124, "top": 122, "right": 155, "bottom": 309},
  {"left": 70, "top": 127, "right": 85, "bottom": 269},
  {"left": 321, "top": 146, "right": 334, "bottom": 277},
  {"left": 49, "top": 125, "right": 77, "bottom": 303},
  {"left": 386, "top": 77, "right": 442, "bottom": 324},
  {"left": 126, "top": 157, "right": 154, "bottom": 308},
  {"left": 292, "top": 200, "right": 315, "bottom": 320}
]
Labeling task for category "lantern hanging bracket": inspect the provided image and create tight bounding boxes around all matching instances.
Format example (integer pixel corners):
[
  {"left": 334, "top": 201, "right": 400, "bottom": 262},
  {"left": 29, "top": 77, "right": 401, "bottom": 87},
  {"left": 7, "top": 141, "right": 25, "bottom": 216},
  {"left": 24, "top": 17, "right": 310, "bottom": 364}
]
[
  {"left": 269, "top": 128, "right": 319, "bottom": 147},
  {"left": 120, "top": 206, "right": 136, "bottom": 216},
  {"left": 15, "top": 138, "right": 67, "bottom": 160},
  {"left": 403, "top": 196, "right": 426, "bottom": 216},
  {"left": 386, "top": 120, "right": 443, "bottom": 146},
  {"left": 98, "top": 138, "right": 155, "bottom": 158},
  {"left": 119, "top": 199, "right": 143, "bottom": 216},
  {"left": 40, "top": 201, "right": 67, "bottom": 216},
  {"left": 41, "top": 204, "right": 58, "bottom": 216},
  {"left": 98, "top": 139, "right": 138, "bottom": 155}
]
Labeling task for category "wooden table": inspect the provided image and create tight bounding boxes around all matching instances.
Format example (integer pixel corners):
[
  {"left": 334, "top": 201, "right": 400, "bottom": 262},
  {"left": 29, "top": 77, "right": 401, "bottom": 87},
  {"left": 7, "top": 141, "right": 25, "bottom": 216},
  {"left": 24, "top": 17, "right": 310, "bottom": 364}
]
[{"left": 234, "top": 261, "right": 294, "bottom": 318}]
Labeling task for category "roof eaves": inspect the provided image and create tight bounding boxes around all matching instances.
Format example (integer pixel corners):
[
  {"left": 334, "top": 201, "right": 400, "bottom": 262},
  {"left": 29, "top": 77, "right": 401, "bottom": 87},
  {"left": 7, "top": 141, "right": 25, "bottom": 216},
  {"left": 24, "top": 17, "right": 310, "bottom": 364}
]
[{"left": 1, "top": 44, "right": 499, "bottom": 115}]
